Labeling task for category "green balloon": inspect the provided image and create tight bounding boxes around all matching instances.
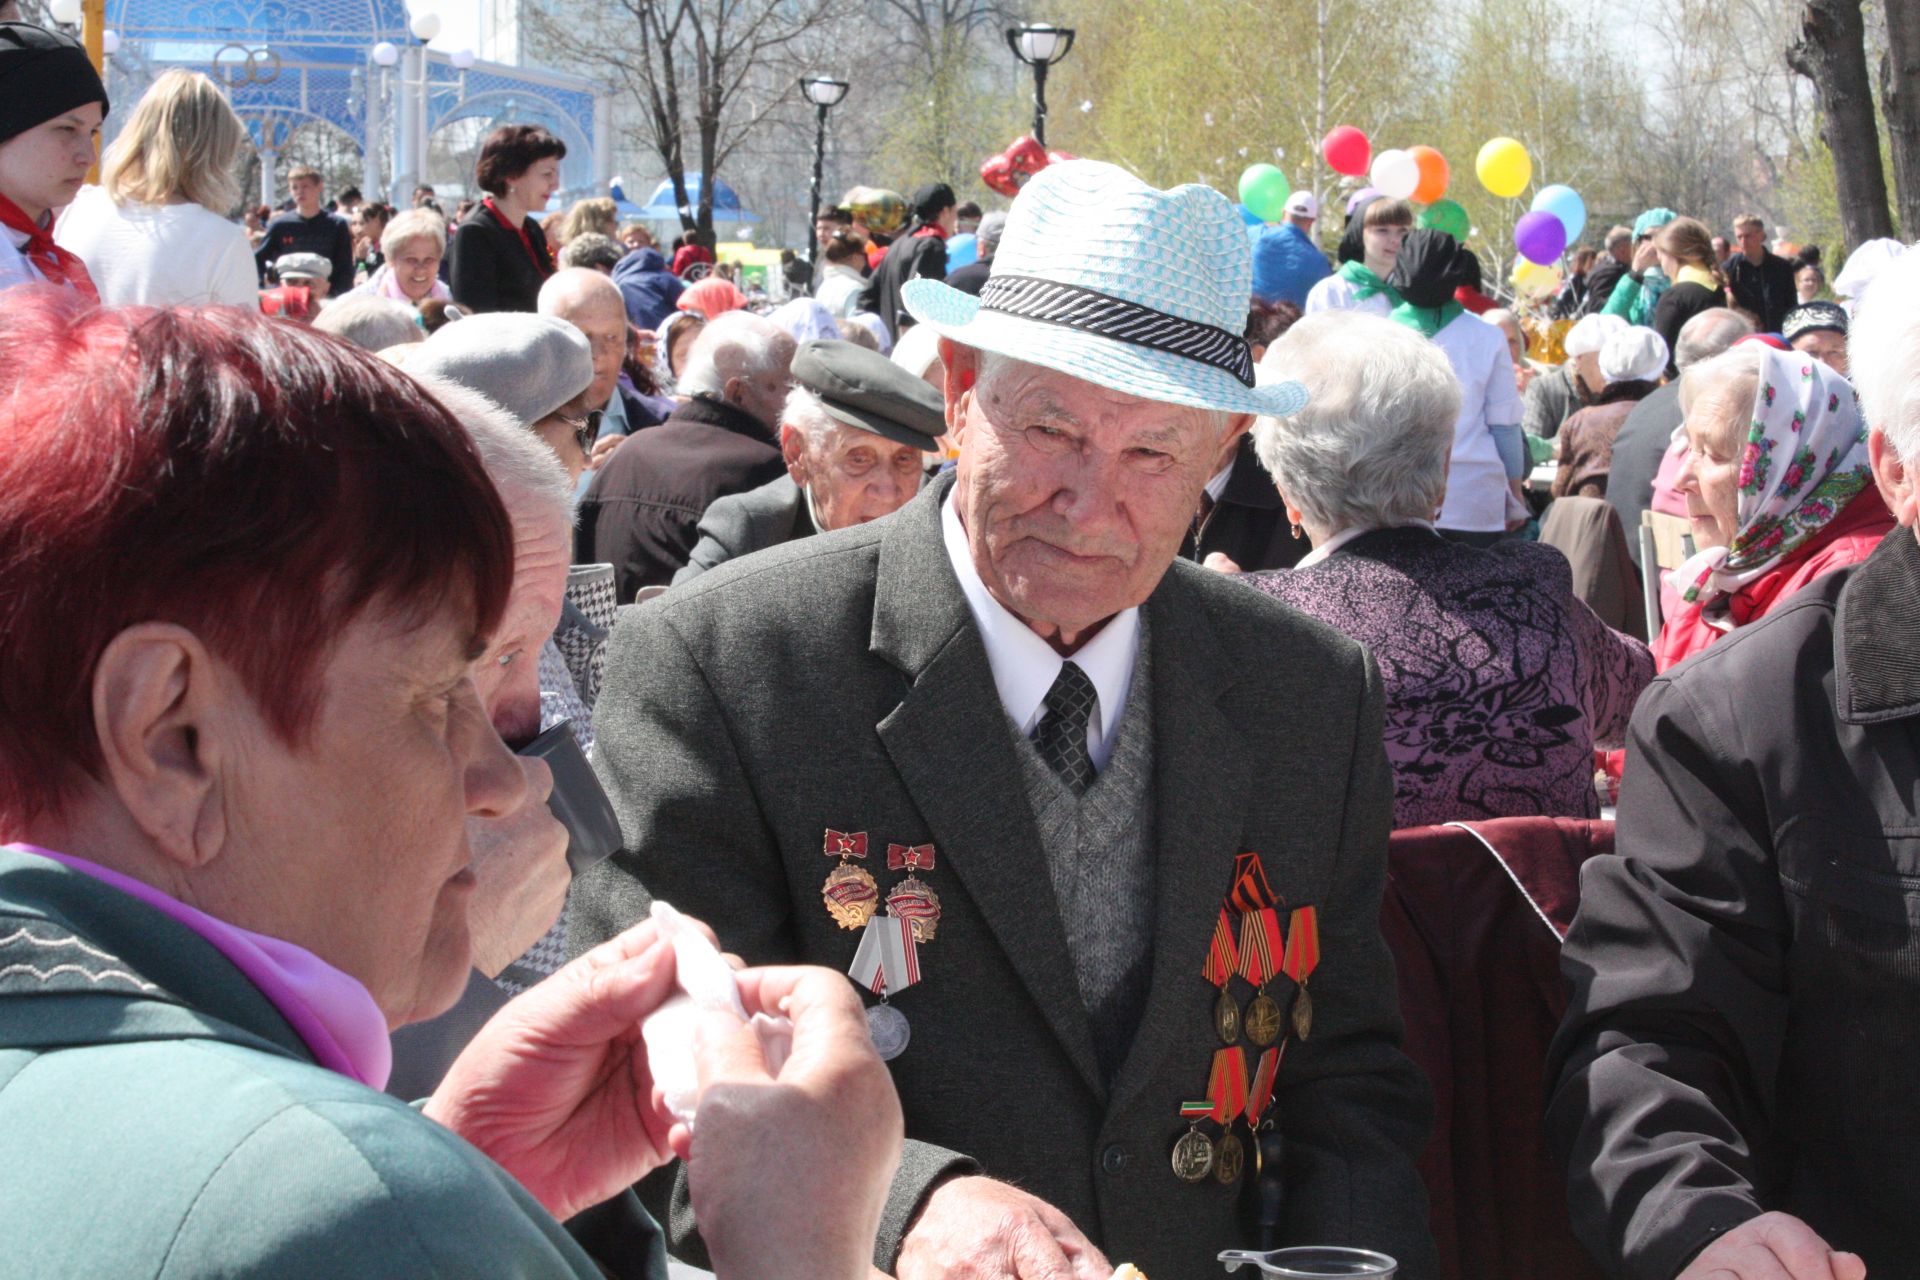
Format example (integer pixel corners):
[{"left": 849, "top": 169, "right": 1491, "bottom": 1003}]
[
  {"left": 1419, "top": 198, "right": 1471, "bottom": 242},
  {"left": 1238, "top": 164, "right": 1292, "bottom": 223}
]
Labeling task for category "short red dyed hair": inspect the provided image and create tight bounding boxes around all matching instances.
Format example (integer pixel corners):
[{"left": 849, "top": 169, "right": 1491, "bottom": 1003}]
[{"left": 0, "top": 289, "right": 515, "bottom": 827}]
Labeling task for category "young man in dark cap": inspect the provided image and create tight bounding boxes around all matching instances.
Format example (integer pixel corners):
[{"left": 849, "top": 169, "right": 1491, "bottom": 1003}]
[
  {"left": 858, "top": 180, "right": 957, "bottom": 342},
  {"left": 0, "top": 21, "right": 108, "bottom": 296}
]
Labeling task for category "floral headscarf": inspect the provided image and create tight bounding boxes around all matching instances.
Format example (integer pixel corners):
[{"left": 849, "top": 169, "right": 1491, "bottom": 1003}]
[{"left": 1670, "top": 346, "right": 1873, "bottom": 606}]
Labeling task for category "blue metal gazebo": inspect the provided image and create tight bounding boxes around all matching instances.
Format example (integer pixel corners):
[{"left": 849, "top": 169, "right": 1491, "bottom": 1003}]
[{"left": 99, "top": 0, "right": 611, "bottom": 205}]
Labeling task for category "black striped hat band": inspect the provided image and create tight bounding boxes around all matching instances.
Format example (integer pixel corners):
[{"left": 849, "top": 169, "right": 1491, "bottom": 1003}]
[{"left": 977, "top": 275, "right": 1256, "bottom": 388}]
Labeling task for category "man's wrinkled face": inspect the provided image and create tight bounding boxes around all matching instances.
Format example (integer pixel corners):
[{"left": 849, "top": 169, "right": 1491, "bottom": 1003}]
[
  {"left": 944, "top": 345, "right": 1240, "bottom": 644},
  {"left": 786, "top": 422, "right": 924, "bottom": 530},
  {"left": 556, "top": 295, "right": 628, "bottom": 408}
]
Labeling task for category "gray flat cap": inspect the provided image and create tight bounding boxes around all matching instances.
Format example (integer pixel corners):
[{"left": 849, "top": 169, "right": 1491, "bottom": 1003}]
[
  {"left": 792, "top": 338, "right": 944, "bottom": 450},
  {"left": 274, "top": 252, "right": 333, "bottom": 281},
  {"left": 407, "top": 313, "right": 595, "bottom": 426}
]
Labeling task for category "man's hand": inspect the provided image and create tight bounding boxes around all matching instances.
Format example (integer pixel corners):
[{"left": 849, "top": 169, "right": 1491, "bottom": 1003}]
[
  {"left": 588, "top": 433, "right": 627, "bottom": 469},
  {"left": 425, "top": 920, "right": 679, "bottom": 1222},
  {"left": 678, "top": 966, "right": 903, "bottom": 1280},
  {"left": 1677, "top": 1213, "right": 1866, "bottom": 1280},
  {"left": 896, "top": 1176, "right": 1109, "bottom": 1280},
  {"left": 1202, "top": 551, "right": 1243, "bottom": 574},
  {"left": 465, "top": 757, "right": 571, "bottom": 978}
]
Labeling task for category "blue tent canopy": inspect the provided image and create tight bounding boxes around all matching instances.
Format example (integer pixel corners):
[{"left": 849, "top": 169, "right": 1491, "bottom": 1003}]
[{"left": 630, "top": 173, "right": 761, "bottom": 225}]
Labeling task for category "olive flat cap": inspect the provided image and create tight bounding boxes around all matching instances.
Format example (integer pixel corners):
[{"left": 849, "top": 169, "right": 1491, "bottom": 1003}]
[{"left": 792, "top": 338, "right": 944, "bottom": 451}]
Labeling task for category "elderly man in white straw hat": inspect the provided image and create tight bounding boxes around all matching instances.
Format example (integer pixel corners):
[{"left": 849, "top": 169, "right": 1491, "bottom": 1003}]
[{"left": 571, "top": 160, "right": 1437, "bottom": 1279}]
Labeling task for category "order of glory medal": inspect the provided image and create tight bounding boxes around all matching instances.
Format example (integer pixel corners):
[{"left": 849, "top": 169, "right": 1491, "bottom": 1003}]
[
  {"left": 1238, "top": 905, "right": 1286, "bottom": 1048},
  {"left": 849, "top": 912, "right": 920, "bottom": 1061},
  {"left": 1203, "top": 907, "right": 1240, "bottom": 1045},
  {"left": 1281, "top": 905, "right": 1322, "bottom": 1041},
  {"left": 821, "top": 828, "right": 878, "bottom": 930}
]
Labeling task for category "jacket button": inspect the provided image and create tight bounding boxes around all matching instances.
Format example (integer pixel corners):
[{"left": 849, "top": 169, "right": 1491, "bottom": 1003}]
[{"left": 1100, "top": 1144, "right": 1130, "bottom": 1173}]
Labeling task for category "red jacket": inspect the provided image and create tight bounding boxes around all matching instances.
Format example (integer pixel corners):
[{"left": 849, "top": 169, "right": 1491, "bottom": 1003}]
[{"left": 1653, "top": 485, "right": 1894, "bottom": 670}]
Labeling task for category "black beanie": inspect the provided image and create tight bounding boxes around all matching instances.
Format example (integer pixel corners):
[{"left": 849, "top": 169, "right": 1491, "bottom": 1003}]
[
  {"left": 0, "top": 23, "right": 109, "bottom": 147},
  {"left": 910, "top": 182, "right": 956, "bottom": 224}
]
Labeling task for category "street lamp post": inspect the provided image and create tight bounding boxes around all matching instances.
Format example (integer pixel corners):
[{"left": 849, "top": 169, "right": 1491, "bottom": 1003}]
[
  {"left": 1005, "top": 23, "right": 1074, "bottom": 148},
  {"left": 799, "top": 75, "right": 849, "bottom": 274}
]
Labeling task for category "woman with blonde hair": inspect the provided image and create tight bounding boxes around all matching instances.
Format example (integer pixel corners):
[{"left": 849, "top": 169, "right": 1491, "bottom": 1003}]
[
  {"left": 553, "top": 196, "right": 616, "bottom": 250},
  {"left": 1649, "top": 215, "right": 1728, "bottom": 377},
  {"left": 54, "top": 69, "right": 256, "bottom": 306}
]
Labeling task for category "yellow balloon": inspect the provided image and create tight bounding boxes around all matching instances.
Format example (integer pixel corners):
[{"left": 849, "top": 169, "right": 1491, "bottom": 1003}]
[
  {"left": 1510, "top": 258, "right": 1562, "bottom": 299},
  {"left": 1476, "top": 137, "right": 1533, "bottom": 199}
]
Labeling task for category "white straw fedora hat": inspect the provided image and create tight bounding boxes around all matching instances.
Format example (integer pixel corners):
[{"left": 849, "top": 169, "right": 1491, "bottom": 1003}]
[{"left": 903, "top": 160, "right": 1307, "bottom": 417}]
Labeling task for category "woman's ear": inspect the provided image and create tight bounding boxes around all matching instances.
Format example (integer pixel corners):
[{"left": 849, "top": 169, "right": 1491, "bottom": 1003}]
[{"left": 90, "top": 624, "right": 228, "bottom": 870}]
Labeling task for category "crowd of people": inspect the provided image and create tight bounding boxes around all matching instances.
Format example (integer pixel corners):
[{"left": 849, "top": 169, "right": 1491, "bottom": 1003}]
[{"left": 8, "top": 13, "right": 1920, "bottom": 1280}]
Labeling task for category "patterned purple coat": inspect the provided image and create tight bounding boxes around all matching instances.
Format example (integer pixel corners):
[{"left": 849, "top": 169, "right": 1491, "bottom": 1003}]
[{"left": 1243, "top": 527, "right": 1653, "bottom": 827}]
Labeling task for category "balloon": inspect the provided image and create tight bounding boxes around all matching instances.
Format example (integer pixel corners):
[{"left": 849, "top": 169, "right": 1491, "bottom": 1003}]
[
  {"left": 979, "top": 154, "right": 1018, "bottom": 197},
  {"left": 1370, "top": 149, "right": 1420, "bottom": 201},
  {"left": 1238, "top": 164, "right": 1292, "bottom": 222},
  {"left": 1408, "top": 145, "right": 1449, "bottom": 204},
  {"left": 1475, "top": 136, "right": 1532, "bottom": 198},
  {"left": 1418, "top": 198, "right": 1471, "bottom": 242},
  {"left": 1531, "top": 184, "right": 1586, "bottom": 243},
  {"left": 945, "top": 233, "right": 978, "bottom": 270},
  {"left": 1345, "top": 186, "right": 1383, "bottom": 215},
  {"left": 979, "top": 137, "right": 1051, "bottom": 197},
  {"left": 1235, "top": 203, "right": 1264, "bottom": 226},
  {"left": 1510, "top": 259, "right": 1563, "bottom": 299},
  {"left": 1322, "top": 125, "right": 1371, "bottom": 177},
  {"left": 1514, "top": 210, "right": 1567, "bottom": 265}
]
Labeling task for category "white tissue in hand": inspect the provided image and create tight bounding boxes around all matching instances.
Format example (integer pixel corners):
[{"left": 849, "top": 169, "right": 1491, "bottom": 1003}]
[{"left": 640, "top": 901, "right": 793, "bottom": 1128}]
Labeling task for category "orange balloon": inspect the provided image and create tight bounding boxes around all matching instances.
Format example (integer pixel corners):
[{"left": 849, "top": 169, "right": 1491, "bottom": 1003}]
[{"left": 1409, "top": 146, "right": 1450, "bottom": 205}]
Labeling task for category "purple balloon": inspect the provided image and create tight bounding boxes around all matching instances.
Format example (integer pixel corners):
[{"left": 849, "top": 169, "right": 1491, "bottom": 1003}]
[
  {"left": 1345, "top": 186, "right": 1383, "bottom": 214},
  {"left": 1514, "top": 210, "right": 1567, "bottom": 266}
]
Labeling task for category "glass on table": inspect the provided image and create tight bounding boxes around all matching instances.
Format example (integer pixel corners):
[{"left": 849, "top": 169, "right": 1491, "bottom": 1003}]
[{"left": 1217, "top": 1247, "right": 1398, "bottom": 1277}]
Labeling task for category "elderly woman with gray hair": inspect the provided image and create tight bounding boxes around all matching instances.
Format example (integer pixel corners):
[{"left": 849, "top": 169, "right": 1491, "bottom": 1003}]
[
  {"left": 348, "top": 206, "right": 452, "bottom": 309},
  {"left": 1240, "top": 310, "right": 1653, "bottom": 826}
]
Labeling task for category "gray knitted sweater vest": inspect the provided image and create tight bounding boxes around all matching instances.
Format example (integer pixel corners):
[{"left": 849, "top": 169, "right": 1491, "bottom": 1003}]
[{"left": 1010, "top": 625, "right": 1157, "bottom": 1081}]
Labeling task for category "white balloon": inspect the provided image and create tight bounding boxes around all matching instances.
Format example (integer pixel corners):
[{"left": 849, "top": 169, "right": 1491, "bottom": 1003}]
[
  {"left": 101, "top": 29, "right": 121, "bottom": 54},
  {"left": 1369, "top": 148, "right": 1420, "bottom": 201}
]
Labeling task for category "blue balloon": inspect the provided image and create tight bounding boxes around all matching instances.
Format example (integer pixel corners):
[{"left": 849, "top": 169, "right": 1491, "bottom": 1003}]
[
  {"left": 945, "top": 233, "right": 978, "bottom": 270},
  {"left": 1531, "top": 185, "right": 1586, "bottom": 244}
]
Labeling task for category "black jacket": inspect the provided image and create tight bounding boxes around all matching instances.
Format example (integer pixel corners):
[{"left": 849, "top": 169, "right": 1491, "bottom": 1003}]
[
  {"left": 448, "top": 201, "right": 554, "bottom": 313},
  {"left": 1584, "top": 256, "right": 1629, "bottom": 313},
  {"left": 1178, "top": 433, "right": 1307, "bottom": 572},
  {"left": 1724, "top": 250, "right": 1798, "bottom": 333},
  {"left": 576, "top": 395, "right": 786, "bottom": 601},
  {"left": 254, "top": 209, "right": 354, "bottom": 296},
  {"left": 859, "top": 231, "right": 948, "bottom": 339},
  {"left": 944, "top": 256, "right": 993, "bottom": 297},
  {"left": 1548, "top": 528, "right": 1920, "bottom": 1280},
  {"left": 1652, "top": 281, "right": 1723, "bottom": 379},
  {"left": 1604, "top": 381, "right": 1683, "bottom": 570}
]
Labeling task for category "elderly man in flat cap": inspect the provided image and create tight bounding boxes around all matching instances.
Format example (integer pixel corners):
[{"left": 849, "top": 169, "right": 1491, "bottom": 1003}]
[
  {"left": 575, "top": 160, "right": 1435, "bottom": 1279},
  {"left": 673, "top": 339, "right": 943, "bottom": 584}
]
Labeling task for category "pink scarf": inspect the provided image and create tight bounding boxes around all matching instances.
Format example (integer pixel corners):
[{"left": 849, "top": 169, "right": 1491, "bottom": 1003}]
[{"left": 372, "top": 262, "right": 450, "bottom": 305}]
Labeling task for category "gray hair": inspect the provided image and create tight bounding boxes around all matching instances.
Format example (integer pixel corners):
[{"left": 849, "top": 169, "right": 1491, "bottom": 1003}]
[
  {"left": 678, "top": 312, "right": 795, "bottom": 399},
  {"left": 558, "top": 232, "right": 625, "bottom": 272},
  {"left": 781, "top": 384, "right": 847, "bottom": 449},
  {"left": 1603, "top": 225, "right": 1633, "bottom": 252},
  {"left": 1849, "top": 244, "right": 1920, "bottom": 460},
  {"left": 1677, "top": 343, "right": 1765, "bottom": 435},
  {"left": 312, "top": 296, "right": 422, "bottom": 352},
  {"left": 975, "top": 210, "right": 1010, "bottom": 259},
  {"left": 410, "top": 374, "right": 575, "bottom": 527},
  {"left": 1250, "top": 311, "right": 1461, "bottom": 534},
  {"left": 1674, "top": 307, "right": 1755, "bottom": 371},
  {"left": 380, "top": 207, "right": 447, "bottom": 262}
]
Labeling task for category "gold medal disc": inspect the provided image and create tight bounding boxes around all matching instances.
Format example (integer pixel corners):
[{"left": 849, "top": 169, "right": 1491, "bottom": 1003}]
[
  {"left": 1214, "top": 988, "right": 1240, "bottom": 1045},
  {"left": 1244, "top": 992, "right": 1282, "bottom": 1047},
  {"left": 1291, "top": 983, "right": 1314, "bottom": 1041},
  {"left": 1213, "top": 1131, "right": 1244, "bottom": 1185},
  {"left": 1171, "top": 1127, "right": 1215, "bottom": 1183},
  {"left": 822, "top": 862, "right": 880, "bottom": 930}
]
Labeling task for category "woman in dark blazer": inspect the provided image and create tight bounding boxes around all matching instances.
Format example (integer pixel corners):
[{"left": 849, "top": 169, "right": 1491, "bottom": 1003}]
[
  {"left": 449, "top": 123, "right": 564, "bottom": 313},
  {"left": 1237, "top": 310, "right": 1654, "bottom": 828}
]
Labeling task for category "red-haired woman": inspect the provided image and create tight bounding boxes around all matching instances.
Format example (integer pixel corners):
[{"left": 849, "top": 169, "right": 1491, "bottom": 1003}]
[{"left": 449, "top": 122, "right": 565, "bottom": 313}]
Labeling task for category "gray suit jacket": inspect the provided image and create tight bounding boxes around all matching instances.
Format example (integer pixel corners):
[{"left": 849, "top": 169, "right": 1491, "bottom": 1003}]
[
  {"left": 671, "top": 473, "right": 810, "bottom": 586},
  {"left": 572, "top": 472, "right": 1436, "bottom": 1278}
]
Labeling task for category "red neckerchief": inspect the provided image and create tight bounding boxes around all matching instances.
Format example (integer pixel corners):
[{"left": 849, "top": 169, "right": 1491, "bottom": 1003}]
[
  {"left": 911, "top": 222, "right": 949, "bottom": 240},
  {"left": 0, "top": 191, "right": 98, "bottom": 301},
  {"left": 483, "top": 196, "right": 550, "bottom": 279}
]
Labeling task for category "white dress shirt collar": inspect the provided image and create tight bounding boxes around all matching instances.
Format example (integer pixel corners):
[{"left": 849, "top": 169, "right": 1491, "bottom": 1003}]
[
  {"left": 940, "top": 490, "right": 1141, "bottom": 770},
  {"left": 1203, "top": 459, "right": 1234, "bottom": 503}
]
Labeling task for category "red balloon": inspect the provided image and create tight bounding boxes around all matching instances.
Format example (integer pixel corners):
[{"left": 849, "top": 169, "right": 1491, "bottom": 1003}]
[
  {"left": 980, "top": 153, "right": 1018, "bottom": 197},
  {"left": 1408, "top": 145, "right": 1449, "bottom": 204},
  {"left": 1322, "top": 125, "right": 1371, "bottom": 178},
  {"left": 1003, "top": 135, "right": 1049, "bottom": 186},
  {"left": 1046, "top": 149, "right": 1078, "bottom": 165}
]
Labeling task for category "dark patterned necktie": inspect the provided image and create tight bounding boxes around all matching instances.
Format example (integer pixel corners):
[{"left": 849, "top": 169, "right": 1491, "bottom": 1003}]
[{"left": 1033, "top": 661, "right": 1099, "bottom": 794}]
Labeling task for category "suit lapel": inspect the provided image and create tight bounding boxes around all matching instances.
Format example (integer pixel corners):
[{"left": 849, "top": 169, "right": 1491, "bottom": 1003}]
[
  {"left": 871, "top": 477, "right": 1106, "bottom": 1099},
  {"left": 1109, "top": 568, "right": 1250, "bottom": 1114}
]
